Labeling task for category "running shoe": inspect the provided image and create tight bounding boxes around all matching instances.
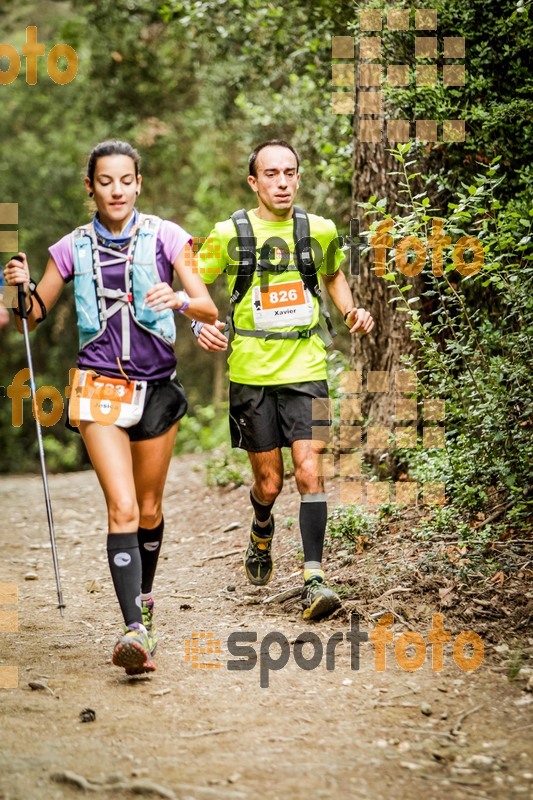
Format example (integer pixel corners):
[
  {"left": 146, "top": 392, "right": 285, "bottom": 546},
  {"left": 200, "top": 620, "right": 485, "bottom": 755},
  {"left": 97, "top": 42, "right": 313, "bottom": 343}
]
[
  {"left": 112, "top": 622, "right": 156, "bottom": 675},
  {"left": 301, "top": 576, "right": 341, "bottom": 621},
  {"left": 244, "top": 516, "right": 275, "bottom": 586},
  {"left": 141, "top": 599, "right": 158, "bottom": 655}
]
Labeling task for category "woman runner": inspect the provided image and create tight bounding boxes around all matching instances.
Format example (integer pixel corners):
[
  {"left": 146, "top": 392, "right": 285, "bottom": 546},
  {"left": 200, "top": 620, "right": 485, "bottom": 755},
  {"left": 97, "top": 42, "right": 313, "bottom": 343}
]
[{"left": 4, "top": 140, "right": 218, "bottom": 675}]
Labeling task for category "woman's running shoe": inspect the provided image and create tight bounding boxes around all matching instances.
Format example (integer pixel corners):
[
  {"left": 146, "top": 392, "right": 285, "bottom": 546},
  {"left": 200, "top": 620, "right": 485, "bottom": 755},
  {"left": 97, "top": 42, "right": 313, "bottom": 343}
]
[
  {"left": 112, "top": 622, "right": 156, "bottom": 675},
  {"left": 141, "top": 598, "right": 158, "bottom": 655}
]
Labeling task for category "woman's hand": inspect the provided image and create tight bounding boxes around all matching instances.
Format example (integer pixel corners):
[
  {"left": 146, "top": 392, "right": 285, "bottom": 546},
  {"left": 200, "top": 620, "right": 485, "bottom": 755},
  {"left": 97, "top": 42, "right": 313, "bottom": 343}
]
[
  {"left": 3, "top": 253, "right": 30, "bottom": 287},
  {"left": 2, "top": 257, "right": 64, "bottom": 333},
  {"left": 145, "top": 282, "right": 186, "bottom": 312}
]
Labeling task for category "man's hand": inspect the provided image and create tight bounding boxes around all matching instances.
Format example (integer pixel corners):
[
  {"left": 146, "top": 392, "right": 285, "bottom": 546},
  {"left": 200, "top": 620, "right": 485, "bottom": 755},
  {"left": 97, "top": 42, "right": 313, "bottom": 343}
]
[
  {"left": 197, "top": 319, "right": 228, "bottom": 352},
  {"left": 321, "top": 270, "right": 375, "bottom": 337},
  {"left": 344, "top": 307, "right": 374, "bottom": 335}
]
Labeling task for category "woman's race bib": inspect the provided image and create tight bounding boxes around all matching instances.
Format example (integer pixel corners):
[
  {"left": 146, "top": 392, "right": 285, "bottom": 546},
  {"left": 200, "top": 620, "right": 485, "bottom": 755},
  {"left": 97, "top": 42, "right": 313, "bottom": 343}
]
[{"left": 68, "top": 369, "right": 147, "bottom": 428}]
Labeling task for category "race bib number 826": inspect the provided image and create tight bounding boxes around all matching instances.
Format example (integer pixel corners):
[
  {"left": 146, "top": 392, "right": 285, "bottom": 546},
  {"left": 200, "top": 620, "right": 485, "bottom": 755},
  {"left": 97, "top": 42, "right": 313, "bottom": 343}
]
[{"left": 252, "top": 279, "right": 314, "bottom": 330}]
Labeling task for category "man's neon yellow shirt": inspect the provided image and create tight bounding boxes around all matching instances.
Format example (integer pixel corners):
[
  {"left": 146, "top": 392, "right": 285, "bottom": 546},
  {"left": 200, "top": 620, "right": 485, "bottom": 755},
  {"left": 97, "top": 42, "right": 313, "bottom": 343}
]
[{"left": 197, "top": 210, "right": 345, "bottom": 386}]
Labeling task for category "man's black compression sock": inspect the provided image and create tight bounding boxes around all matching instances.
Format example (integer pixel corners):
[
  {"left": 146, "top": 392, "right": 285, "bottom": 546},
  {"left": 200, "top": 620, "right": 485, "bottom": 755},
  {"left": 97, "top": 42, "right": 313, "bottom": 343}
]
[
  {"left": 250, "top": 488, "right": 275, "bottom": 532},
  {"left": 299, "top": 492, "right": 327, "bottom": 577}
]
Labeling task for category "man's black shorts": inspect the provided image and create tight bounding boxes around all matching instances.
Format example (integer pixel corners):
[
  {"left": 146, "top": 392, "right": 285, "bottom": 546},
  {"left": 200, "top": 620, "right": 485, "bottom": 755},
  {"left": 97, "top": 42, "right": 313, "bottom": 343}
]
[
  {"left": 229, "top": 380, "right": 330, "bottom": 452},
  {"left": 66, "top": 376, "right": 188, "bottom": 441}
]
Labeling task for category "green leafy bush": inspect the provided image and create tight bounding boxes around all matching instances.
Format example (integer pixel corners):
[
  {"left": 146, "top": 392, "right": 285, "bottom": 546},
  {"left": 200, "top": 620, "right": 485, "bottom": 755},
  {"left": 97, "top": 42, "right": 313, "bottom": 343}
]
[
  {"left": 327, "top": 505, "right": 380, "bottom": 548},
  {"left": 174, "top": 403, "right": 230, "bottom": 454},
  {"left": 205, "top": 445, "right": 251, "bottom": 488},
  {"left": 361, "top": 143, "right": 532, "bottom": 525}
]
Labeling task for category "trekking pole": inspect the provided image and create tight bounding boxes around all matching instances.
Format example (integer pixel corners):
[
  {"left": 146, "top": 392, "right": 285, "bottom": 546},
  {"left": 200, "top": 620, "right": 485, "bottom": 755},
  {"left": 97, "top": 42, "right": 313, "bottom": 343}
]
[{"left": 14, "top": 257, "right": 65, "bottom": 616}]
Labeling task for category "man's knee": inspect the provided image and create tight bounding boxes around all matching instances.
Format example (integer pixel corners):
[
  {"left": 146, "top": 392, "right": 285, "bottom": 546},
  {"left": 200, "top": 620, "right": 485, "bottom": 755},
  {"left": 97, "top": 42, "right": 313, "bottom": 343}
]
[
  {"left": 294, "top": 455, "right": 324, "bottom": 495},
  {"left": 295, "top": 474, "right": 324, "bottom": 495},
  {"left": 253, "top": 476, "right": 283, "bottom": 505}
]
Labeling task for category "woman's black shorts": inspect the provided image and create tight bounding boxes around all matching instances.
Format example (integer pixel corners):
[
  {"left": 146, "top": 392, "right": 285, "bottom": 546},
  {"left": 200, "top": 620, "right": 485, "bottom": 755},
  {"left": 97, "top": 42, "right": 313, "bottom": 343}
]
[{"left": 66, "top": 376, "right": 188, "bottom": 441}]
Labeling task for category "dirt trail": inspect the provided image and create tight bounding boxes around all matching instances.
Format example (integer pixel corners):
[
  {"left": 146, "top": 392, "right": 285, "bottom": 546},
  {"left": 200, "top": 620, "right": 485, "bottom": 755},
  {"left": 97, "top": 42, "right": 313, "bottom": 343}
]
[{"left": 0, "top": 454, "right": 531, "bottom": 800}]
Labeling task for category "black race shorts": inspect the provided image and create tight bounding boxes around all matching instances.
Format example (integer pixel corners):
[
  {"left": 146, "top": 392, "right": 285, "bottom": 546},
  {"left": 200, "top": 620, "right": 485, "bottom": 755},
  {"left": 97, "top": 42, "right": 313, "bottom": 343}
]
[
  {"left": 66, "top": 376, "right": 188, "bottom": 442},
  {"left": 229, "top": 380, "right": 330, "bottom": 452}
]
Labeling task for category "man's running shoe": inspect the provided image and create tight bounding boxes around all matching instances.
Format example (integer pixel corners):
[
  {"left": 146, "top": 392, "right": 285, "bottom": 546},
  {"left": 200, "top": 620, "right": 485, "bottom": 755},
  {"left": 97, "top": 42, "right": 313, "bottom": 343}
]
[
  {"left": 301, "top": 576, "right": 341, "bottom": 621},
  {"left": 141, "top": 599, "right": 158, "bottom": 655},
  {"left": 112, "top": 623, "right": 156, "bottom": 675},
  {"left": 244, "top": 516, "right": 275, "bottom": 586}
]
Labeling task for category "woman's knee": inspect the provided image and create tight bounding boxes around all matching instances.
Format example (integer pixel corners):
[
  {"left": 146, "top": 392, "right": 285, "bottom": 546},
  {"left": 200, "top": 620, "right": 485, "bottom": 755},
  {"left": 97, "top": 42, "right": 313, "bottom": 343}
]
[
  {"left": 108, "top": 497, "right": 139, "bottom": 529},
  {"left": 138, "top": 501, "right": 163, "bottom": 530}
]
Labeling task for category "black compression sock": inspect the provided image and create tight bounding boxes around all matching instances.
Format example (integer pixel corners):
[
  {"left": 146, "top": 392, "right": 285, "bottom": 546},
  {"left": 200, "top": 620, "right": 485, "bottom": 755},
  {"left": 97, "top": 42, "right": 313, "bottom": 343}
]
[
  {"left": 250, "top": 488, "right": 275, "bottom": 529},
  {"left": 299, "top": 493, "right": 327, "bottom": 564},
  {"left": 107, "top": 532, "right": 142, "bottom": 626},
  {"left": 137, "top": 516, "right": 164, "bottom": 595}
]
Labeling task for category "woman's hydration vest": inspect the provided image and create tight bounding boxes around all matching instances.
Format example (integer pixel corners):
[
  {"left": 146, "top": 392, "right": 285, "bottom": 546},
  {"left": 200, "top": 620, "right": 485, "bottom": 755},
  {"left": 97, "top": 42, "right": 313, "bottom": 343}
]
[{"left": 72, "top": 214, "right": 176, "bottom": 361}]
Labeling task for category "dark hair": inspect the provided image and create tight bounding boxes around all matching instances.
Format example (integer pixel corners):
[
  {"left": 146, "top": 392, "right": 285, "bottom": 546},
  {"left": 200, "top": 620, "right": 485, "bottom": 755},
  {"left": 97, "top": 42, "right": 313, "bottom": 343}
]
[
  {"left": 248, "top": 139, "right": 300, "bottom": 177},
  {"left": 86, "top": 140, "right": 141, "bottom": 185}
]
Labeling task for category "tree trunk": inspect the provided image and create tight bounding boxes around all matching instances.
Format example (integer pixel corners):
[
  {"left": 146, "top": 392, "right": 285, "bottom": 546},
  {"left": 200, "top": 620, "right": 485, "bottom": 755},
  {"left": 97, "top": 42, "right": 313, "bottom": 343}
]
[
  {"left": 349, "top": 139, "right": 418, "bottom": 443},
  {"left": 212, "top": 352, "right": 225, "bottom": 407},
  {"left": 347, "top": 0, "right": 425, "bottom": 444}
]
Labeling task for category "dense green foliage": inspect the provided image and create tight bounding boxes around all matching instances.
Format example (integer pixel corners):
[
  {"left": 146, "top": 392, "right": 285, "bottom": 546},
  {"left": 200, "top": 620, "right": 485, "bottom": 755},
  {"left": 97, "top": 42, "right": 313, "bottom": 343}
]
[
  {"left": 360, "top": 142, "right": 532, "bottom": 523},
  {"left": 378, "top": 0, "right": 532, "bottom": 185}
]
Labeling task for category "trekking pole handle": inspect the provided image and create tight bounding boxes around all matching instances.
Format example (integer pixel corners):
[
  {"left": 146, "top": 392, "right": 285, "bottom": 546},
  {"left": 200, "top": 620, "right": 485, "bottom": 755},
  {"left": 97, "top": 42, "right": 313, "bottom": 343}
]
[{"left": 11, "top": 255, "right": 29, "bottom": 320}]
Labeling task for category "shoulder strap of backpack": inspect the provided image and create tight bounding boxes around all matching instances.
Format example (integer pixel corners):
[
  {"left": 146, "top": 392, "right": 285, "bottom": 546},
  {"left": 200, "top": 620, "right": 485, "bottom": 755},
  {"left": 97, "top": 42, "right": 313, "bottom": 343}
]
[
  {"left": 137, "top": 213, "right": 162, "bottom": 235},
  {"left": 293, "top": 206, "right": 319, "bottom": 296},
  {"left": 222, "top": 209, "right": 257, "bottom": 335},
  {"left": 292, "top": 206, "right": 336, "bottom": 343},
  {"left": 228, "top": 209, "right": 257, "bottom": 305}
]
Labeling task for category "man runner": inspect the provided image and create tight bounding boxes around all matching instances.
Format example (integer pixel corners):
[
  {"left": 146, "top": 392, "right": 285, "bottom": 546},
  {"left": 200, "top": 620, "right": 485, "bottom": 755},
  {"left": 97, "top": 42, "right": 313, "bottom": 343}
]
[{"left": 193, "top": 140, "right": 374, "bottom": 620}]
